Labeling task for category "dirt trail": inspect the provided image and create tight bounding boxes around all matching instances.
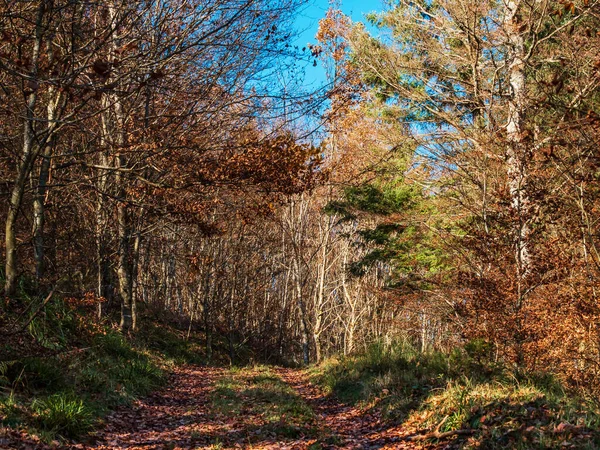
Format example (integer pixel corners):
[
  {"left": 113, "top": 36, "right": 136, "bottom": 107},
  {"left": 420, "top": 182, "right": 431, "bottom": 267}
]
[
  {"left": 275, "top": 368, "right": 414, "bottom": 450},
  {"left": 89, "top": 366, "right": 226, "bottom": 449},
  {"left": 65, "top": 365, "right": 428, "bottom": 450}
]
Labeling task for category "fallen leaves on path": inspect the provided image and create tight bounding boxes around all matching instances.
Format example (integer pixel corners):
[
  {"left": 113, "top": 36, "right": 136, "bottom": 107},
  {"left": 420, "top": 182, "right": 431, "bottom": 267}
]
[
  {"left": 275, "top": 368, "right": 432, "bottom": 450},
  {"left": 89, "top": 365, "right": 227, "bottom": 449},
  {"left": 3, "top": 365, "right": 463, "bottom": 449}
]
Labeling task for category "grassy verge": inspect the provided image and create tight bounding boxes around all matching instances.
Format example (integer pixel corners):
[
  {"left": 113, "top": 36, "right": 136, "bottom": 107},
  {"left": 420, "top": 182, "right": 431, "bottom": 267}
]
[
  {"left": 0, "top": 291, "right": 206, "bottom": 444},
  {"left": 310, "top": 341, "right": 600, "bottom": 449},
  {"left": 210, "top": 366, "right": 322, "bottom": 445}
]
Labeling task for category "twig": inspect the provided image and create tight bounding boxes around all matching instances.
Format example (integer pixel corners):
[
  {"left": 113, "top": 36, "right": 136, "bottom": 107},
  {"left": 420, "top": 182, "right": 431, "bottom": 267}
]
[{"left": 434, "top": 414, "right": 449, "bottom": 433}]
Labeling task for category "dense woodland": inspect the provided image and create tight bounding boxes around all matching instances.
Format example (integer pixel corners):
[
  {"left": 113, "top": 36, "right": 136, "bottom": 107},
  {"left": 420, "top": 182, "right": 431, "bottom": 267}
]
[{"left": 2, "top": 1, "right": 600, "bottom": 444}]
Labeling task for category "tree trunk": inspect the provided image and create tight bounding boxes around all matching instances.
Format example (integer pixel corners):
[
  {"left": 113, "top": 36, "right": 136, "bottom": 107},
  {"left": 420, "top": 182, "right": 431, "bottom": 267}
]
[
  {"left": 295, "top": 276, "right": 310, "bottom": 365},
  {"left": 504, "top": 0, "right": 531, "bottom": 368},
  {"left": 312, "top": 214, "right": 331, "bottom": 363},
  {"left": 5, "top": 3, "right": 46, "bottom": 297},
  {"left": 117, "top": 167, "right": 133, "bottom": 332},
  {"left": 228, "top": 273, "right": 237, "bottom": 365},
  {"left": 96, "top": 150, "right": 111, "bottom": 319},
  {"left": 504, "top": 0, "right": 530, "bottom": 305},
  {"left": 104, "top": 0, "right": 136, "bottom": 333},
  {"left": 113, "top": 98, "right": 133, "bottom": 333},
  {"left": 32, "top": 146, "right": 52, "bottom": 284},
  {"left": 131, "top": 231, "right": 142, "bottom": 331},
  {"left": 32, "top": 28, "right": 62, "bottom": 285},
  {"left": 5, "top": 145, "right": 36, "bottom": 297},
  {"left": 314, "top": 330, "right": 322, "bottom": 364},
  {"left": 202, "top": 256, "right": 213, "bottom": 360}
]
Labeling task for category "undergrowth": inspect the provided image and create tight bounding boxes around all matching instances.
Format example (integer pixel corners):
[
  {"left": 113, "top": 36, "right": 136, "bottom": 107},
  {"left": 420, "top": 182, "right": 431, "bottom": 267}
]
[
  {"left": 0, "top": 284, "right": 207, "bottom": 444},
  {"left": 310, "top": 340, "right": 600, "bottom": 449}
]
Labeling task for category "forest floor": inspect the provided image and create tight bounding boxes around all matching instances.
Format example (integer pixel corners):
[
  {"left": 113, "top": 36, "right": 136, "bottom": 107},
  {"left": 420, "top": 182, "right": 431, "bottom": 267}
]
[
  {"left": 73, "top": 365, "right": 439, "bottom": 450},
  {"left": 4, "top": 298, "right": 599, "bottom": 449},
  {"left": 4, "top": 360, "right": 600, "bottom": 449}
]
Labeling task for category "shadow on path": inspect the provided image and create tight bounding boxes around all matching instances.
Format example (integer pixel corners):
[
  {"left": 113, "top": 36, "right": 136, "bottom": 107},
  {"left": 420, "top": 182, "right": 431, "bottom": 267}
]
[{"left": 275, "top": 368, "right": 422, "bottom": 450}]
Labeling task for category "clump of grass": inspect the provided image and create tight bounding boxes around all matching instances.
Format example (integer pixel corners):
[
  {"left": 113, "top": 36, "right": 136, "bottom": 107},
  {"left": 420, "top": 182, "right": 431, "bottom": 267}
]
[
  {"left": 93, "top": 331, "right": 136, "bottom": 359},
  {"left": 0, "top": 331, "right": 167, "bottom": 442},
  {"left": 20, "top": 359, "right": 67, "bottom": 391},
  {"left": 31, "top": 392, "right": 95, "bottom": 439},
  {"left": 0, "top": 392, "right": 23, "bottom": 428},
  {"left": 309, "top": 340, "right": 468, "bottom": 418},
  {"left": 409, "top": 378, "right": 600, "bottom": 449}
]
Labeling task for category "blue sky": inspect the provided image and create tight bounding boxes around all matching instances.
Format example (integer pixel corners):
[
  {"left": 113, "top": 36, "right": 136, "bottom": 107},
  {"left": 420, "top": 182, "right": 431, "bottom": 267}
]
[{"left": 293, "top": 0, "right": 382, "bottom": 88}]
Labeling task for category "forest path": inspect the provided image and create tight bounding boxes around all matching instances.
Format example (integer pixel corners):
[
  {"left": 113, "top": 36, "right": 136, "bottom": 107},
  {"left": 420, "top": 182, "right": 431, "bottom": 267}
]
[
  {"left": 274, "top": 368, "right": 417, "bottom": 450},
  {"left": 83, "top": 365, "right": 427, "bottom": 450},
  {"left": 89, "top": 365, "right": 227, "bottom": 449}
]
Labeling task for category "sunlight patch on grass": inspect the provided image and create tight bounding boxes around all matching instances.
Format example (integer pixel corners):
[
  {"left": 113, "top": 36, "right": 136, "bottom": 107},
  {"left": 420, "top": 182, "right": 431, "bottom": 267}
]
[
  {"left": 211, "top": 365, "right": 317, "bottom": 440},
  {"left": 311, "top": 341, "right": 600, "bottom": 449}
]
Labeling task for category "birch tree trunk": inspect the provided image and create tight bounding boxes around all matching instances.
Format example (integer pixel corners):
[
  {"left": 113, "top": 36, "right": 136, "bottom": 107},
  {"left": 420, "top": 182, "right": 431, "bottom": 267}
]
[{"left": 504, "top": 0, "right": 530, "bottom": 307}]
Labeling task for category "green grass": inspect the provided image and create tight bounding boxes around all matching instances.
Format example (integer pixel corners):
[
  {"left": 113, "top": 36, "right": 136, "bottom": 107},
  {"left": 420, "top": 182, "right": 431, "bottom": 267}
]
[
  {"left": 0, "top": 286, "right": 208, "bottom": 444},
  {"left": 0, "top": 329, "right": 168, "bottom": 442},
  {"left": 211, "top": 366, "right": 318, "bottom": 441},
  {"left": 310, "top": 340, "right": 600, "bottom": 448},
  {"left": 134, "top": 321, "right": 208, "bottom": 365},
  {"left": 31, "top": 392, "right": 95, "bottom": 438},
  {"left": 310, "top": 340, "right": 465, "bottom": 417}
]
